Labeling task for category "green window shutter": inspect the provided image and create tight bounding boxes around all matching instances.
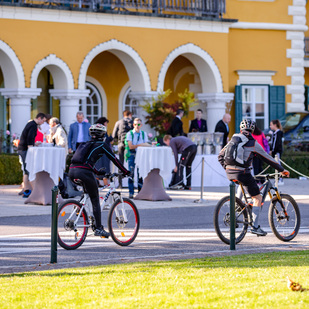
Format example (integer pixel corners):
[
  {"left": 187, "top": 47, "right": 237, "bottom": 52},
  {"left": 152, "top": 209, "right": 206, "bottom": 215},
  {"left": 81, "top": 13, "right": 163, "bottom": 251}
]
[
  {"left": 305, "top": 85, "right": 309, "bottom": 111},
  {"left": 235, "top": 85, "right": 242, "bottom": 133},
  {"left": 269, "top": 86, "right": 285, "bottom": 121}
]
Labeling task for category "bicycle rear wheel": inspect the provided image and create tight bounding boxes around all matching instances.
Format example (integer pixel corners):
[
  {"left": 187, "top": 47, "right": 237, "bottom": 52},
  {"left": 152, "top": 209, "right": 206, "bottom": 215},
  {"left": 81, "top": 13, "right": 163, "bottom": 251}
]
[
  {"left": 214, "top": 196, "right": 249, "bottom": 245},
  {"left": 58, "top": 200, "right": 88, "bottom": 250},
  {"left": 108, "top": 198, "right": 140, "bottom": 246},
  {"left": 268, "top": 194, "right": 301, "bottom": 241}
]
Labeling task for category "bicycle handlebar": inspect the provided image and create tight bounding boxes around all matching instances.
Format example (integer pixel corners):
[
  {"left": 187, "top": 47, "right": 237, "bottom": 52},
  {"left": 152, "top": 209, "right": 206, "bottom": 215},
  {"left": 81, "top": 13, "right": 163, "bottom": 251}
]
[{"left": 255, "top": 172, "right": 288, "bottom": 179}]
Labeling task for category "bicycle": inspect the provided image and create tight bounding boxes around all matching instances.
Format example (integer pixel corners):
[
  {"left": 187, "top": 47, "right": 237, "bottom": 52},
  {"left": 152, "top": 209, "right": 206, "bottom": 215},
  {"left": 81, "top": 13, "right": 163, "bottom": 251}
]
[
  {"left": 57, "top": 173, "right": 140, "bottom": 250},
  {"left": 213, "top": 173, "right": 301, "bottom": 245}
]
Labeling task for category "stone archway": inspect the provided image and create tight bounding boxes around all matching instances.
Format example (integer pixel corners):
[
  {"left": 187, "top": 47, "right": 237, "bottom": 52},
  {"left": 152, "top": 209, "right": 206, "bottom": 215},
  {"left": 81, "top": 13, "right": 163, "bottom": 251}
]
[
  {"left": 0, "top": 40, "right": 25, "bottom": 88},
  {"left": 30, "top": 54, "right": 74, "bottom": 90},
  {"left": 78, "top": 39, "right": 151, "bottom": 92},
  {"left": 157, "top": 43, "right": 223, "bottom": 93}
]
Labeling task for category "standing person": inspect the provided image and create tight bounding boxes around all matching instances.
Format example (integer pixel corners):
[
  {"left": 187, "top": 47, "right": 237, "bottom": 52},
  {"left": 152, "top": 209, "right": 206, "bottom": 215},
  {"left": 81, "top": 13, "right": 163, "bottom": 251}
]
[
  {"left": 163, "top": 135, "right": 197, "bottom": 190},
  {"left": 17, "top": 113, "right": 47, "bottom": 197},
  {"left": 95, "top": 117, "right": 113, "bottom": 186},
  {"left": 189, "top": 109, "right": 208, "bottom": 132},
  {"left": 270, "top": 119, "right": 283, "bottom": 159},
  {"left": 69, "top": 123, "right": 130, "bottom": 238},
  {"left": 68, "top": 111, "right": 91, "bottom": 154},
  {"left": 112, "top": 110, "right": 133, "bottom": 188},
  {"left": 218, "top": 119, "right": 289, "bottom": 236},
  {"left": 270, "top": 119, "right": 284, "bottom": 184},
  {"left": 48, "top": 117, "right": 68, "bottom": 155},
  {"left": 35, "top": 113, "right": 51, "bottom": 143},
  {"left": 167, "top": 109, "right": 184, "bottom": 137},
  {"left": 125, "top": 118, "right": 148, "bottom": 198},
  {"left": 251, "top": 123, "right": 269, "bottom": 184},
  {"left": 215, "top": 113, "right": 231, "bottom": 147}
]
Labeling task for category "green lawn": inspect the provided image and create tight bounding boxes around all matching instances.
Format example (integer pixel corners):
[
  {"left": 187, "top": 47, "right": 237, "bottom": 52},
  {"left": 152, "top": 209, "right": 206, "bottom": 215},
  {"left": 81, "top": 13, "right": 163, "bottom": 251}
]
[{"left": 1, "top": 251, "right": 309, "bottom": 308}]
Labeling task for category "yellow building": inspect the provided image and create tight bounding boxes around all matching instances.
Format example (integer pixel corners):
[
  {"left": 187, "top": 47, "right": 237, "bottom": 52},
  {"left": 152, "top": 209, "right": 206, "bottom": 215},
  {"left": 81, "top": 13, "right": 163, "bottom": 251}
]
[{"left": 0, "top": 0, "right": 307, "bottom": 139}]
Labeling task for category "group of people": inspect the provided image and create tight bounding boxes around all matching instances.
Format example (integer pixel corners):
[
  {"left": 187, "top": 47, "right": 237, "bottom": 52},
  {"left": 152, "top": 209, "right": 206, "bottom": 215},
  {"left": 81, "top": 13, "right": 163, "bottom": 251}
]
[
  {"left": 17, "top": 107, "right": 287, "bottom": 239},
  {"left": 168, "top": 108, "right": 232, "bottom": 147}
]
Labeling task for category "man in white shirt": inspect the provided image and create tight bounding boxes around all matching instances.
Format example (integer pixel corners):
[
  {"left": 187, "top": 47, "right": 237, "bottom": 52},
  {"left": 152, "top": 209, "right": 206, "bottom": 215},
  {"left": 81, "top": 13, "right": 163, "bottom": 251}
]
[{"left": 125, "top": 118, "right": 148, "bottom": 198}]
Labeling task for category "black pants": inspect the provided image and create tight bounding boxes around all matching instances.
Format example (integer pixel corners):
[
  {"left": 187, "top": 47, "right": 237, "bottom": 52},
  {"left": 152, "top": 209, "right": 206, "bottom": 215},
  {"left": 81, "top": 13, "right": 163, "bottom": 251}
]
[
  {"left": 118, "top": 144, "right": 125, "bottom": 187},
  {"left": 69, "top": 168, "right": 102, "bottom": 229},
  {"left": 177, "top": 144, "right": 197, "bottom": 187},
  {"left": 252, "top": 156, "right": 263, "bottom": 183}
]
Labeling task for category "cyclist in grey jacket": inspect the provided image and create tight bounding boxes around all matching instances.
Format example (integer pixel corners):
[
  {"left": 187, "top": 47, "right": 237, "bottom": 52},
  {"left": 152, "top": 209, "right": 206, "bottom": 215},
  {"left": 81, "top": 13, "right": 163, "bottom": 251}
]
[{"left": 218, "top": 119, "right": 289, "bottom": 236}]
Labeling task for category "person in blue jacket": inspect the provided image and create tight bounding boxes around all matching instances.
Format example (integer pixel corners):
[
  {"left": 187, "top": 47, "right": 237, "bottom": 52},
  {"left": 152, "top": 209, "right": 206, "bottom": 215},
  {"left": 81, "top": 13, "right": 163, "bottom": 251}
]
[{"left": 68, "top": 111, "right": 91, "bottom": 153}]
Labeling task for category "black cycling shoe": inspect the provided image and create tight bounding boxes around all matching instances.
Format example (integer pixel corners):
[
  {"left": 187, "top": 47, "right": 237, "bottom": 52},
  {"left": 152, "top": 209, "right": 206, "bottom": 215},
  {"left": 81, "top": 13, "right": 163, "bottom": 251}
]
[
  {"left": 94, "top": 226, "right": 110, "bottom": 238},
  {"left": 250, "top": 225, "right": 267, "bottom": 236}
]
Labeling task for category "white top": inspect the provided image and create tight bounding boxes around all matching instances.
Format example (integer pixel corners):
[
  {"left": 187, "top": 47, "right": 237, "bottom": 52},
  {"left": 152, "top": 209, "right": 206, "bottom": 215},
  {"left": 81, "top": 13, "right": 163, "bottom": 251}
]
[
  {"left": 125, "top": 129, "right": 148, "bottom": 145},
  {"left": 135, "top": 146, "right": 175, "bottom": 179},
  {"left": 25, "top": 146, "right": 66, "bottom": 185}
]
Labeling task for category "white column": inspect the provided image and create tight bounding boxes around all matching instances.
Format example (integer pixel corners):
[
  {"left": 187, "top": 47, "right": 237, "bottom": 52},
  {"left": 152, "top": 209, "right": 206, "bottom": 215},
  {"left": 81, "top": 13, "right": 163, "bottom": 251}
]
[
  {"left": 129, "top": 91, "right": 158, "bottom": 134},
  {"left": 49, "top": 89, "right": 90, "bottom": 132},
  {"left": 197, "top": 93, "right": 234, "bottom": 133},
  {"left": 286, "top": 0, "right": 307, "bottom": 112},
  {"left": 0, "top": 88, "right": 42, "bottom": 136}
]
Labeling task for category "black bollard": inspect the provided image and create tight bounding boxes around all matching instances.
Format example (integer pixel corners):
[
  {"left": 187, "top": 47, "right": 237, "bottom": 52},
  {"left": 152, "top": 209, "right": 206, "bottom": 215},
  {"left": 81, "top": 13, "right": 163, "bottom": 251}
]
[
  {"left": 50, "top": 186, "right": 59, "bottom": 263},
  {"left": 229, "top": 181, "right": 236, "bottom": 250}
]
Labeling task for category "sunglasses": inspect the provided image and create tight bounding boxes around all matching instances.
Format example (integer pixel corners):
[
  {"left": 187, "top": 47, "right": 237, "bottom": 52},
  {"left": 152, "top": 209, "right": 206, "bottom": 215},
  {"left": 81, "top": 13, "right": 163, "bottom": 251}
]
[{"left": 134, "top": 123, "right": 141, "bottom": 126}]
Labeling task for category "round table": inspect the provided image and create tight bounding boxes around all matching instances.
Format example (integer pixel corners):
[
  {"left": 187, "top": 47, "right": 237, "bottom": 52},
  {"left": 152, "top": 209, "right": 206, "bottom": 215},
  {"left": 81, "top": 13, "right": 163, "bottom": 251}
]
[
  {"left": 25, "top": 145, "right": 66, "bottom": 205},
  {"left": 134, "top": 146, "right": 175, "bottom": 201}
]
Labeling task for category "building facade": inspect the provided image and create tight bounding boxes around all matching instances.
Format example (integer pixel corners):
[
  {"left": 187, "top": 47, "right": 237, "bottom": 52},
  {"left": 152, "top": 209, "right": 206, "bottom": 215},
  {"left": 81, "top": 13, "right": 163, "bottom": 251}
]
[{"left": 0, "top": 0, "right": 307, "bottom": 140}]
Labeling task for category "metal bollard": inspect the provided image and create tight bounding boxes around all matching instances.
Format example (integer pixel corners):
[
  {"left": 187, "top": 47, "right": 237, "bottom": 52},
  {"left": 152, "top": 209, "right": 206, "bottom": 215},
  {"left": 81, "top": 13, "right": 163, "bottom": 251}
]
[
  {"left": 50, "top": 186, "right": 59, "bottom": 264},
  {"left": 229, "top": 181, "right": 236, "bottom": 250},
  {"left": 275, "top": 154, "right": 279, "bottom": 188},
  {"left": 194, "top": 157, "right": 205, "bottom": 203}
]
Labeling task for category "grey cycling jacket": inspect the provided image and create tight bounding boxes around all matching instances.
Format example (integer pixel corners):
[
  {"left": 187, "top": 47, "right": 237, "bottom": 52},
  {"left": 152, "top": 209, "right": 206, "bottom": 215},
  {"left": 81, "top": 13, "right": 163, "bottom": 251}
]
[{"left": 218, "top": 132, "right": 284, "bottom": 172}]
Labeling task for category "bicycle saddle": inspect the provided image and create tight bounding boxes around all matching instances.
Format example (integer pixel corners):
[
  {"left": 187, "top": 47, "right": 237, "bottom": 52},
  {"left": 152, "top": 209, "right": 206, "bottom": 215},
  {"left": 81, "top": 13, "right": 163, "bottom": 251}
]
[{"left": 72, "top": 178, "right": 84, "bottom": 186}]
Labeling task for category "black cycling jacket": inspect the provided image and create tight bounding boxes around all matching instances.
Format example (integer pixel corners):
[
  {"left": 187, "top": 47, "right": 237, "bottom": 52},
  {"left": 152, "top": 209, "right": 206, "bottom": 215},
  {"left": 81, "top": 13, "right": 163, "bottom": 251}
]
[
  {"left": 218, "top": 131, "right": 284, "bottom": 172},
  {"left": 70, "top": 139, "right": 129, "bottom": 176}
]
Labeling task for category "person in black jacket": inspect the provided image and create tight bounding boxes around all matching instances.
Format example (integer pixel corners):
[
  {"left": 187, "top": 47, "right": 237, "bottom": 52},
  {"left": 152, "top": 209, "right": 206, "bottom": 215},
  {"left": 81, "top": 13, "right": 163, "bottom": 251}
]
[
  {"left": 17, "top": 113, "right": 47, "bottom": 197},
  {"left": 215, "top": 113, "right": 231, "bottom": 147},
  {"left": 168, "top": 109, "right": 184, "bottom": 137},
  {"left": 189, "top": 109, "right": 207, "bottom": 132},
  {"left": 269, "top": 119, "right": 283, "bottom": 159},
  {"left": 218, "top": 119, "right": 289, "bottom": 236},
  {"left": 112, "top": 110, "right": 133, "bottom": 187},
  {"left": 69, "top": 123, "right": 130, "bottom": 238}
]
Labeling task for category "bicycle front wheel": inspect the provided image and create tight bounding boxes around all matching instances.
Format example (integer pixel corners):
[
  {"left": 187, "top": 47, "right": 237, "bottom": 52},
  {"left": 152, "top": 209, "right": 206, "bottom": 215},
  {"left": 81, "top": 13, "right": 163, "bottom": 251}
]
[
  {"left": 108, "top": 198, "right": 140, "bottom": 246},
  {"left": 268, "top": 194, "right": 301, "bottom": 242},
  {"left": 214, "top": 196, "right": 249, "bottom": 245},
  {"left": 58, "top": 200, "right": 88, "bottom": 250}
]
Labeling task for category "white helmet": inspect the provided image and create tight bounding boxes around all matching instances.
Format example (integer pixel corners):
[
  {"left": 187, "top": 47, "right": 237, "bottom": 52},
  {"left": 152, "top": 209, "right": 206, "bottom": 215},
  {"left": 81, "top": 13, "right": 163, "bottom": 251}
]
[
  {"left": 240, "top": 119, "right": 255, "bottom": 132},
  {"left": 89, "top": 123, "right": 107, "bottom": 138}
]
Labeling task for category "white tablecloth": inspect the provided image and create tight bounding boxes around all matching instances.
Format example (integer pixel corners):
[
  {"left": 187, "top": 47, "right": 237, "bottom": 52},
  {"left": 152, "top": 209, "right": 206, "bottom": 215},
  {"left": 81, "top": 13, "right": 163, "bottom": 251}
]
[
  {"left": 135, "top": 146, "right": 175, "bottom": 180},
  {"left": 26, "top": 146, "right": 66, "bottom": 185},
  {"left": 191, "top": 155, "right": 229, "bottom": 187}
]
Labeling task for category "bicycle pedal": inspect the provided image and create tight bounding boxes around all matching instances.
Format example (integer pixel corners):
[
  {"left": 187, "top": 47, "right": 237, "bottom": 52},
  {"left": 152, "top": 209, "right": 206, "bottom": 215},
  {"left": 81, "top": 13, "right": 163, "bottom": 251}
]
[{"left": 100, "top": 235, "right": 109, "bottom": 239}]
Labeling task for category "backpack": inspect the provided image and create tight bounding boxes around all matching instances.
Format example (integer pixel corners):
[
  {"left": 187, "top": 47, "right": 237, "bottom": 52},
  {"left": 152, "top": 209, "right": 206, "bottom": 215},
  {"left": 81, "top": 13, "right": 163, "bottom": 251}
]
[
  {"left": 119, "top": 118, "right": 133, "bottom": 143},
  {"left": 71, "top": 141, "right": 94, "bottom": 164},
  {"left": 124, "top": 130, "right": 145, "bottom": 161},
  {"left": 224, "top": 133, "right": 249, "bottom": 167}
]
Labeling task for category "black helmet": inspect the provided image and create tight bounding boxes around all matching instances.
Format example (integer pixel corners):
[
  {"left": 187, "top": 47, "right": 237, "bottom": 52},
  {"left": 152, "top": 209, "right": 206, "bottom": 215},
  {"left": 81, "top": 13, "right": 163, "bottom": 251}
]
[
  {"left": 240, "top": 119, "right": 255, "bottom": 132},
  {"left": 89, "top": 123, "right": 107, "bottom": 139}
]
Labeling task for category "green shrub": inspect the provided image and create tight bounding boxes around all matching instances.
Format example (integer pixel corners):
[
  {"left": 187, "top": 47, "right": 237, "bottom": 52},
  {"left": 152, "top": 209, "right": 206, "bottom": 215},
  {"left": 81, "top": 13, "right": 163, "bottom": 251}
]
[{"left": 0, "top": 154, "right": 23, "bottom": 184}]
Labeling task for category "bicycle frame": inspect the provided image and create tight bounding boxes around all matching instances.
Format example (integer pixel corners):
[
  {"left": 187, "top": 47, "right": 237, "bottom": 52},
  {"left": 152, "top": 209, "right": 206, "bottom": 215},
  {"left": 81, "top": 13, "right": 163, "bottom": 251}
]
[
  {"left": 70, "top": 175, "right": 127, "bottom": 230},
  {"left": 238, "top": 174, "right": 282, "bottom": 208}
]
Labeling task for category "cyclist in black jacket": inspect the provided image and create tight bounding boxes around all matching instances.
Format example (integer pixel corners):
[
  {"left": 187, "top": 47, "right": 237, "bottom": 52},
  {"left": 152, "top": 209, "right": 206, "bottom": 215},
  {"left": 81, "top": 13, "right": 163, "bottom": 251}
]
[
  {"left": 218, "top": 119, "right": 289, "bottom": 236},
  {"left": 69, "top": 123, "right": 130, "bottom": 238}
]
